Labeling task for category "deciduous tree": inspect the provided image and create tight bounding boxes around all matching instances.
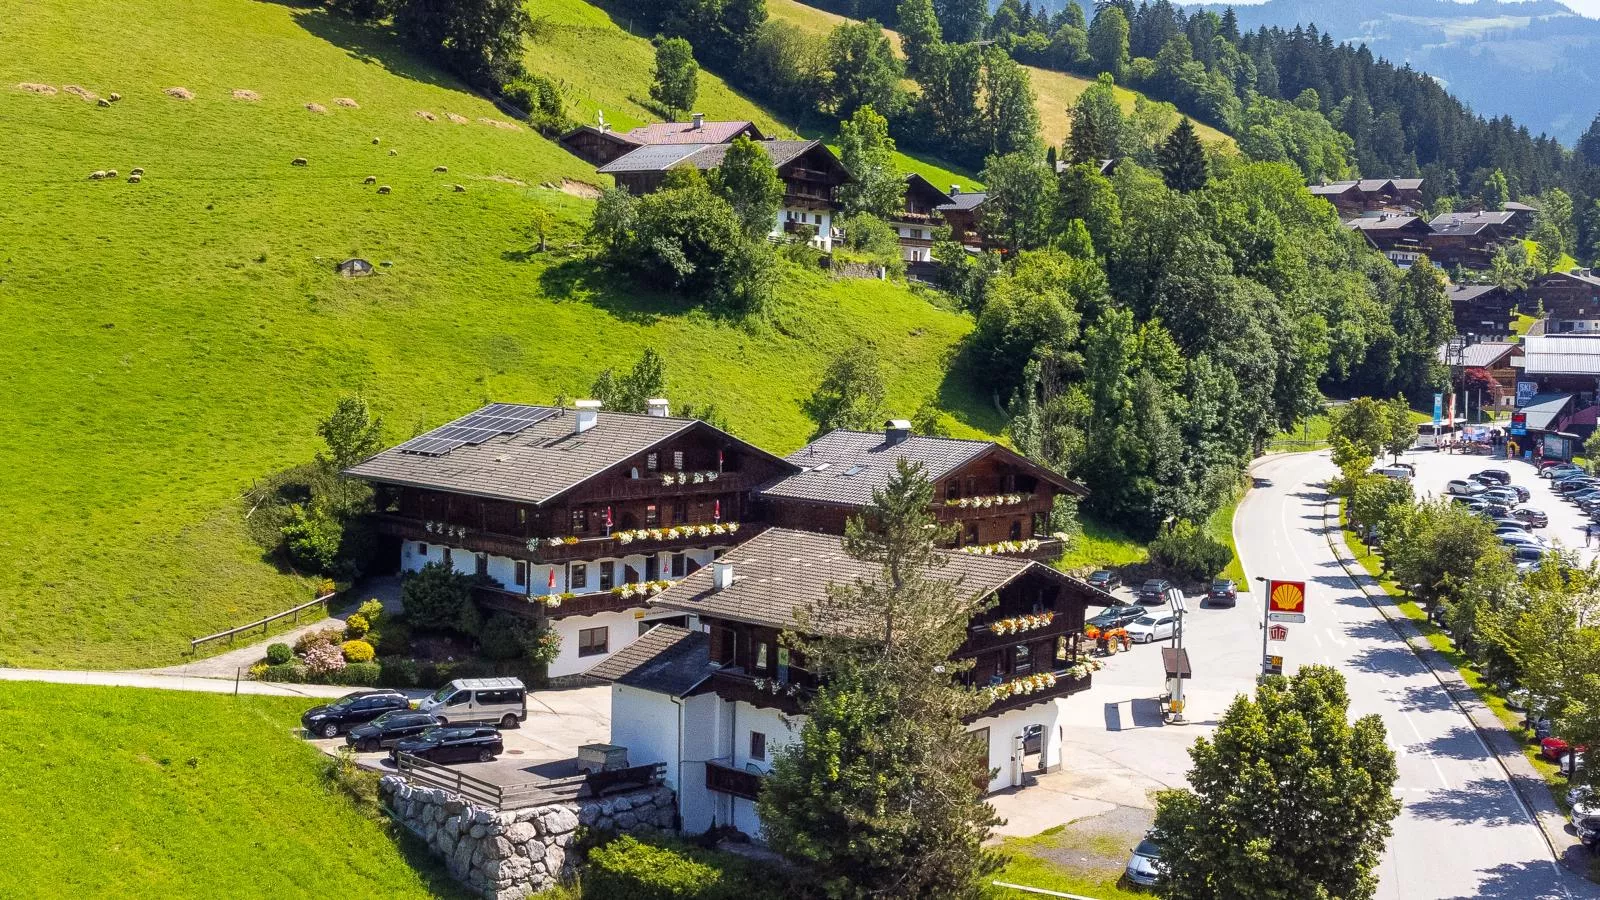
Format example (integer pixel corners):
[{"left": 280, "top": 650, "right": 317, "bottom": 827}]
[
  {"left": 713, "top": 135, "right": 785, "bottom": 238},
  {"left": 837, "top": 105, "right": 905, "bottom": 219},
  {"left": 1152, "top": 666, "right": 1400, "bottom": 900},
  {"left": 649, "top": 37, "right": 699, "bottom": 119},
  {"left": 805, "top": 343, "right": 888, "bottom": 436}
]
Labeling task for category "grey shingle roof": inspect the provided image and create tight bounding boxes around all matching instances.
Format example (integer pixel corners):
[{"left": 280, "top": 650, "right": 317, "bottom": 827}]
[
  {"left": 1344, "top": 215, "right": 1424, "bottom": 231},
  {"left": 621, "top": 121, "right": 762, "bottom": 145},
  {"left": 938, "top": 191, "right": 987, "bottom": 212},
  {"left": 1436, "top": 340, "right": 1518, "bottom": 368},
  {"left": 1520, "top": 393, "right": 1574, "bottom": 431},
  {"left": 649, "top": 528, "right": 1081, "bottom": 632},
  {"left": 756, "top": 430, "right": 1085, "bottom": 508},
  {"left": 596, "top": 139, "right": 824, "bottom": 175},
  {"left": 344, "top": 404, "right": 783, "bottom": 506},
  {"left": 1430, "top": 211, "right": 1515, "bottom": 235},
  {"left": 583, "top": 625, "right": 717, "bottom": 695}
]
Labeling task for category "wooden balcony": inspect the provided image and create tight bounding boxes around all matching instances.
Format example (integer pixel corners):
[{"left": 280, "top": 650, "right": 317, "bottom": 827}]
[
  {"left": 473, "top": 584, "right": 641, "bottom": 620},
  {"left": 705, "top": 759, "right": 766, "bottom": 801},
  {"left": 958, "top": 621, "right": 1075, "bottom": 658},
  {"left": 710, "top": 669, "right": 809, "bottom": 716},
  {"left": 971, "top": 668, "right": 1092, "bottom": 721},
  {"left": 531, "top": 524, "right": 764, "bottom": 564},
  {"left": 376, "top": 514, "right": 532, "bottom": 559},
  {"left": 576, "top": 471, "right": 755, "bottom": 503}
]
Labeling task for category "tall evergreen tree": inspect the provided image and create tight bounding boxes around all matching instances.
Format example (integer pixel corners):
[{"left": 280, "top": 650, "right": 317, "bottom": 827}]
[
  {"left": 935, "top": 0, "right": 989, "bottom": 43},
  {"left": 1087, "top": 4, "right": 1131, "bottom": 81},
  {"left": 1066, "top": 74, "right": 1126, "bottom": 164},
  {"left": 1158, "top": 118, "right": 1208, "bottom": 192},
  {"left": 897, "top": 0, "right": 942, "bottom": 74}
]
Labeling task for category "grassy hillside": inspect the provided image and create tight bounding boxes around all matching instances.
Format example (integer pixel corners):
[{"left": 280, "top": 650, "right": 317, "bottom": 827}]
[
  {"left": 765, "top": 0, "right": 1233, "bottom": 151},
  {"left": 0, "top": 0, "right": 994, "bottom": 668},
  {"left": 0, "top": 682, "right": 460, "bottom": 898},
  {"left": 537, "top": 0, "right": 981, "bottom": 189}
]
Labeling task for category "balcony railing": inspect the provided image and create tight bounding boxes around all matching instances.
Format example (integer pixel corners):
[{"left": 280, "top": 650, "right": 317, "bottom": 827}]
[
  {"left": 705, "top": 759, "right": 766, "bottom": 801},
  {"left": 958, "top": 620, "right": 1075, "bottom": 657},
  {"left": 531, "top": 524, "right": 763, "bottom": 564},
  {"left": 376, "top": 515, "right": 531, "bottom": 559},
  {"left": 473, "top": 585, "right": 641, "bottom": 620},
  {"left": 972, "top": 668, "right": 1092, "bottom": 720},
  {"left": 575, "top": 471, "right": 754, "bottom": 503},
  {"left": 710, "top": 669, "right": 809, "bottom": 715}
]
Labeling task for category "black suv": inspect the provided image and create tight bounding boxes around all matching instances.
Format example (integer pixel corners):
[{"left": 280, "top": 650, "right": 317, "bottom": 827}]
[
  {"left": 1139, "top": 579, "right": 1173, "bottom": 604},
  {"left": 392, "top": 726, "right": 504, "bottom": 765},
  {"left": 1207, "top": 579, "right": 1237, "bottom": 607},
  {"left": 346, "top": 710, "right": 440, "bottom": 752},
  {"left": 1473, "top": 469, "right": 1511, "bottom": 486},
  {"left": 1087, "top": 570, "right": 1121, "bottom": 592},
  {"left": 302, "top": 689, "right": 411, "bottom": 738},
  {"left": 1086, "top": 604, "right": 1147, "bottom": 630}
]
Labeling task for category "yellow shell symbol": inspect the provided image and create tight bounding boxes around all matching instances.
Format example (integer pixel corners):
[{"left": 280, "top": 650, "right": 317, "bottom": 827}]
[{"left": 1270, "top": 581, "right": 1303, "bottom": 611}]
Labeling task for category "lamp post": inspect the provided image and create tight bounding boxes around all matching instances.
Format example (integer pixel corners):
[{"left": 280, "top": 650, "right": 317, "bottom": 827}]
[{"left": 1255, "top": 576, "right": 1270, "bottom": 680}]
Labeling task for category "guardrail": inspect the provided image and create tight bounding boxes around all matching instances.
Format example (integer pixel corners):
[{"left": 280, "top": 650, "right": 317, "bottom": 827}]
[
  {"left": 394, "top": 752, "right": 666, "bottom": 810},
  {"left": 188, "top": 593, "right": 334, "bottom": 653}
]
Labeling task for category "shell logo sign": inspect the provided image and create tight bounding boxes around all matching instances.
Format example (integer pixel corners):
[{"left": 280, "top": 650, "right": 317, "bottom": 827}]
[{"left": 1267, "top": 580, "right": 1306, "bottom": 623}]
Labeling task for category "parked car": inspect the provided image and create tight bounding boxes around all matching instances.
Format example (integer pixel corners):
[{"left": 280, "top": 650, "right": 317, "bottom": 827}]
[
  {"left": 1482, "top": 489, "right": 1519, "bottom": 507},
  {"left": 1507, "top": 485, "right": 1532, "bottom": 503},
  {"left": 391, "top": 726, "right": 504, "bottom": 765},
  {"left": 301, "top": 689, "right": 411, "bottom": 739},
  {"left": 1511, "top": 507, "right": 1548, "bottom": 528},
  {"left": 1541, "top": 736, "right": 1586, "bottom": 762},
  {"left": 1138, "top": 579, "right": 1173, "bottom": 604},
  {"left": 1492, "top": 519, "right": 1529, "bottom": 533},
  {"left": 1556, "top": 478, "right": 1600, "bottom": 495},
  {"left": 417, "top": 677, "right": 528, "bottom": 728},
  {"left": 345, "top": 710, "right": 440, "bottom": 752},
  {"left": 1087, "top": 570, "right": 1121, "bottom": 592},
  {"left": 1510, "top": 545, "right": 1546, "bottom": 565},
  {"left": 1373, "top": 466, "right": 1412, "bottom": 481},
  {"left": 1481, "top": 502, "right": 1512, "bottom": 519},
  {"left": 1207, "top": 579, "right": 1238, "bottom": 607},
  {"left": 1474, "top": 469, "right": 1511, "bottom": 486},
  {"left": 1125, "top": 613, "right": 1179, "bottom": 643},
  {"left": 1574, "top": 815, "right": 1600, "bottom": 850},
  {"left": 1570, "top": 786, "right": 1600, "bottom": 821},
  {"left": 1501, "top": 533, "right": 1547, "bottom": 551},
  {"left": 1446, "top": 479, "right": 1487, "bottom": 496},
  {"left": 1124, "top": 836, "right": 1164, "bottom": 887},
  {"left": 1086, "top": 604, "right": 1148, "bottom": 630},
  {"left": 1451, "top": 495, "right": 1485, "bottom": 510}
]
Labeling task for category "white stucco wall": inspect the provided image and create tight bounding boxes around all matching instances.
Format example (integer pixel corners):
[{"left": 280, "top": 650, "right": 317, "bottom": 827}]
[
  {"left": 971, "top": 700, "right": 1064, "bottom": 792},
  {"left": 611, "top": 684, "right": 681, "bottom": 780},
  {"left": 549, "top": 609, "right": 641, "bottom": 679}
]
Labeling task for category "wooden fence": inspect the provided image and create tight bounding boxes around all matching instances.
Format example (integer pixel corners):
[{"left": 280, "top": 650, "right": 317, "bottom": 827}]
[
  {"left": 188, "top": 593, "right": 334, "bottom": 653},
  {"left": 394, "top": 752, "right": 665, "bottom": 810}
]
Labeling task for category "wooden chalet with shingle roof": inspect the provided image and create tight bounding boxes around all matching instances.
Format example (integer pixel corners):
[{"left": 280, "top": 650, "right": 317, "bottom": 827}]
[
  {"left": 587, "top": 526, "right": 1106, "bottom": 836},
  {"left": 1345, "top": 214, "right": 1432, "bottom": 268},
  {"left": 557, "top": 113, "right": 766, "bottom": 167},
  {"left": 893, "top": 173, "right": 953, "bottom": 275},
  {"left": 345, "top": 400, "right": 795, "bottom": 679},
  {"left": 937, "top": 184, "right": 988, "bottom": 249},
  {"left": 757, "top": 421, "right": 1086, "bottom": 559},
  {"left": 595, "top": 139, "right": 851, "bottom": 251},
  {"left": 1426, "top": 211, "right": 1518, "bottom": 269},
  {"left": 1310, "top": 177, "right": 1424, "bottom": 217}
]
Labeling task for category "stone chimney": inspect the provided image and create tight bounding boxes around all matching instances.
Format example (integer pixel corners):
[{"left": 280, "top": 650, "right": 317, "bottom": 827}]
[
  {"left": 646, "top": 398, "right": 670, "bottom": 418},
  {"left": 691, "top": 112, "right": 704, "bottom": 130},
  {"left": 885, "top": 419, "right": 912, "bottom": 446},
  {"left": 574, "top": 399, "right": 601, "bottom": 434},
  {"left": 712, "top": 560, "right": 735, "bottom": 591},
  {"left": 950, "top": 184, "right": 961, "bottom": 197}
]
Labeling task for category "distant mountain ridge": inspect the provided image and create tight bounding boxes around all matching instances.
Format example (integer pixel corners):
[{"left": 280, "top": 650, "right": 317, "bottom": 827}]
[{"left": 1184, "top": 0, "right": 1600, "bottom": 144}]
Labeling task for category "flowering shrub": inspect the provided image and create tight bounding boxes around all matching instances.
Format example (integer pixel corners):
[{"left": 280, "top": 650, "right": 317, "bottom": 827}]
[
  {"left": 357, "top": 598, "right": 384, "bottom": 624},
  {"left": 303, "top": 641, "right": 347, "bottom": 676},
  {"left": 960, "top": 539, "right": 1042, "bottom": 556},
  {"left": 987, "top": 612, "right": 1055, "bottom": 636},
  {"left": 946, "top": 493, "right": 1032, "bottom": 509},
  {"left": 294, "top": 626, "right": 344, "bottom": 655},
  {"left": 341, "top": 639, "right": 375, "bottom": 663},
  {"left": 343, "top": 613, "right": 370, "bottom": 638},
  {"left": 249, "top": 662, "right": 270, "bottom": 680}
]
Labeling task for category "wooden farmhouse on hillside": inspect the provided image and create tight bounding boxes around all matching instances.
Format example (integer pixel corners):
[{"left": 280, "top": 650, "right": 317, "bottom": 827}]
[{"left": 557, "top": 114, "right": 765, "bottom": 167}]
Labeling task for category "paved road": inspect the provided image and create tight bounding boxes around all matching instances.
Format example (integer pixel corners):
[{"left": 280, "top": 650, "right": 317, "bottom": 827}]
[{"left": 1241, "top": 451, "right": 1588, "bottom": 900}]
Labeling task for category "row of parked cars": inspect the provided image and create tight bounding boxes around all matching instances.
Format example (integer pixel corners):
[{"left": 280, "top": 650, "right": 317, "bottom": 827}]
[
  {"left": 1443, "top": 468, "right": 1552, "bottom": 572},
  {"left": 1081, "top": 575, "right": 1236, "bottom": 644},
  {"left": 299, "top": 677, "right": 529, "bottom": 765}
]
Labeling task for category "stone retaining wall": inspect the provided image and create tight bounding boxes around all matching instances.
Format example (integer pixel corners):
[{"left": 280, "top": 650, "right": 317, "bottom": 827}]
[{"left": 380, "top": 776, "right": 677, "bottom": 899}]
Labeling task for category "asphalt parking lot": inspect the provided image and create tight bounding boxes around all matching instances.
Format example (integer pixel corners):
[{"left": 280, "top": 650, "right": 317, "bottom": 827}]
[
  {"left": 302, "top": 684, "right": 612, "bottom": 785},
  {"left": 1395, "top": 447, "right": 1594, "bottom": 564}
]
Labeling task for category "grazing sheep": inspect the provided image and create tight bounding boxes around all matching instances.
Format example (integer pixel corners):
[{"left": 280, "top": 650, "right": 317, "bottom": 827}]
[
  {"left": 89, "top": 171, "right": 106, "bottom": 180},
  {"left": 97, "top": 98, "right": 110, "bottom": 107},
  {"left": 453, "top": 184, "right": 466, "bottom": 192},
  {"left": 376, "top": 185, "right": 391, "bottom": 194},
  {"left": 433, "top": 165, "right": 448, "bottom": 173},
  {"left": 371, "top": 137, "right": 380, "bottom": 145},
  {"left": 387, "top": 149, "right": 397, "bottom": 157},
  {"left": 109, "top": 92, "right": 121, "bottom": 102},
  {"left": 130, "top": 167, "right": 144, "bottom": 176},
  {"left": 291, "top": 157, "right": 308, "bottom": 166},
  {"left": 105, "top": 169, "right": 117, "bottom": 178},
  {"left": 363, "top": 175, "right": 377, "bottom": 184},
  {"left": 128, "top": 174, "right": 141, "bottom": 183}
]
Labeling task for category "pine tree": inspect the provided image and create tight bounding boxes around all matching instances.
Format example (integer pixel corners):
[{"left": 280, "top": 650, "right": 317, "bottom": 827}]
[
  {"left": 1157, "top": 118, "right": 1208, "bottom": 192},
  {"left": 1087, "top": 4, "right": 1131, "bottom": 81}
]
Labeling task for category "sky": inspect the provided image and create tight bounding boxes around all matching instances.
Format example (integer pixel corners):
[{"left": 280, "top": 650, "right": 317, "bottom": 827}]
[{"left": 1217, "top": 0, "right": 1600, "bottom": 15}]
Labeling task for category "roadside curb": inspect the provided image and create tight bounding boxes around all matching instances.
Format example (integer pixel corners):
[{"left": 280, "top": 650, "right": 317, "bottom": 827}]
[{"left": 1318, "top": 498, "right": 1588, "bottom": 878}]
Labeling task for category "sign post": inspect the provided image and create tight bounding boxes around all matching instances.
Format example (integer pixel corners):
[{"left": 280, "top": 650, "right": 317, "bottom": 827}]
[{"left": 1258, "top": 579, "right": 1306, "bottom": 679}]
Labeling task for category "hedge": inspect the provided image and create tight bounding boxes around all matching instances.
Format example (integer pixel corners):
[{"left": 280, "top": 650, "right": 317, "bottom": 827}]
[{"left": 582, "top": 836, "right": 768, "bottom": 900}]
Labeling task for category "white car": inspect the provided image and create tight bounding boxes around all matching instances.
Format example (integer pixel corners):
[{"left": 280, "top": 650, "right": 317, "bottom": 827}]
[
  {"left": 1446, "top": 479, "right": 1487, "bottom": 496},
  {"left": 1125, "top": 613, "right": 1178, "bottom": 644}
]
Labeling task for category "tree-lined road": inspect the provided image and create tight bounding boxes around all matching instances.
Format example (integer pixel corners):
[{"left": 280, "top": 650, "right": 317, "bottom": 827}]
[{"left": 1237, "top": 451, "right": 1583, "bottom": 900}]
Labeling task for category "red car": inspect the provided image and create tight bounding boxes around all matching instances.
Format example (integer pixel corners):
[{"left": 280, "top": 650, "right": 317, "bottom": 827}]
[{"left": 1540, "top": 736, "right": 1587, "bottom": 762}]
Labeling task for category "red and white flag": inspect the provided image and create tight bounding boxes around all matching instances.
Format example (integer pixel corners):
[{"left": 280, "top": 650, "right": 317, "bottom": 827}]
[
  {"left": 714, "top": 499, "right": 721, "bottom": 522},
  {"left": 547, "top": 568, "right": 557, "bottom": 590}
]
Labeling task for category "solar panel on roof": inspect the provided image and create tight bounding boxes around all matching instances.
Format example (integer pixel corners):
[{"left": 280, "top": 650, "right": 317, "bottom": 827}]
[{"left": 396, "top": 405, "right": 557, "bottom": 457}]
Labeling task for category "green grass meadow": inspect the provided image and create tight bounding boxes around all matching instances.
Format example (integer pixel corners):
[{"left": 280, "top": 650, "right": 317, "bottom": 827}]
[
  {"left": 0, "top": 682, "right": 462, "bottom": 898},
  {"left": 0, "top": 0, "right": 998, "bottom": 668}
]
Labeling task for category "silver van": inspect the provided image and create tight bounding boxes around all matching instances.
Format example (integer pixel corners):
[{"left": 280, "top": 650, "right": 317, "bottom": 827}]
[{"left": 417, "top": 677, "right": 527, "bottom": 728}]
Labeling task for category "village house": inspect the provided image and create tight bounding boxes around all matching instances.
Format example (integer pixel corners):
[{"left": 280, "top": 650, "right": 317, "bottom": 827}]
[
  {"left": 1448, "top": 284, "right": 1517, "bottom": 339},
  {"left": 1528, "top": 269, "right": 1600, "bottom": 332},
  {"left": 1439, "top": 339, "right": 1523, "bottom": 413},
  {"left": 585, "top": 526, "right": 1106, "bottom": 836},
  {"left": 344, "top": 401, "right": 796, "bottom": 679},
  {"left": 1345, "top": 214, "right": 1432, "bottom": 268},
  {"left": 556, "top": 113, "right": 765, "bottom": 167},
  {"left": 1426, "top": 211, "right": 1518, "bottom": 269},
  {"left": 936, "top": 184, "right": 988, "bottom": 250},
  {"left": 1310, "top": 177, "right": 1424, "bottom": 217},
  {"left": 756, "top": 421, "right": 1086, "bottom": 560},
  {"left": 893, "top": 173, "right": 953, "bottom": 277},
  {"left": 596, "top": 139, "right": 851, "bottom": 252}
]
